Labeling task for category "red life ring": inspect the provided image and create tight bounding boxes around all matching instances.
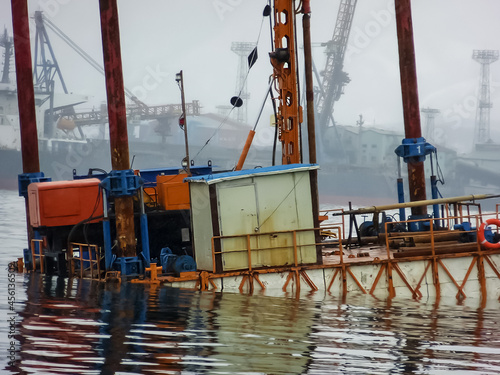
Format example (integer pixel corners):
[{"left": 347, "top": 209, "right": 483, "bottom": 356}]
[{"left": 478, "top": 218, "right": 500, "bottom": 249}]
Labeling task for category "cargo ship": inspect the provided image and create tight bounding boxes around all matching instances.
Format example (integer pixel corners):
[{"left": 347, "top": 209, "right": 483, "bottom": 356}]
[{"left": 9, "top": 0, "right": 500, "bottom": 304}]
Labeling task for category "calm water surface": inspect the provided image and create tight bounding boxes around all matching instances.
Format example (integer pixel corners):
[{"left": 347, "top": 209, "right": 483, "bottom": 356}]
[{"left": 1, "top": 189, "right": 500, "bottom": 374}]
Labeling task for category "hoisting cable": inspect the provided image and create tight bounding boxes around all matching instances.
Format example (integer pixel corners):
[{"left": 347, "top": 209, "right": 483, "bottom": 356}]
[
  {"left": 271, "top": 84, "right": 279, "bottom": 166},
  {"left": 430, "top": 151, "right": 444, "bottom": 199},
  {"left": 234, "top": 76, "right": 275, "bottom": 170},
  {"left": 193, "top": 3, "right": 270, "bottom": 160},
  {"left": 67, "top": 184, "right": 104, "bottom": 258},
  {"left": 435, "top": 150, "right": 445, "bottom": 185}
]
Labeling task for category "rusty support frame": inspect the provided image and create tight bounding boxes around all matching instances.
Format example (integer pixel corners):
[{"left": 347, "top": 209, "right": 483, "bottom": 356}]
[
  {"left": 172, "top": 210, "right": 500, "bottom": 301},
  {"left": 69, "top": 243, "right": 101, "bottom": 279},
  {"left": 99, "top": 0, "right": 136, "bottom": 258},
  {"left": 210, "top": 225, "right": 340, "bottom": 274},
  {"left": 11, "top": 0, "right": 40, "bottom": 174},
  {"left": 394, "top": 0, "right": 426, "bottom": 214},
  {"left": 30, "top": 239, "right": 45, "bottom": 273}
]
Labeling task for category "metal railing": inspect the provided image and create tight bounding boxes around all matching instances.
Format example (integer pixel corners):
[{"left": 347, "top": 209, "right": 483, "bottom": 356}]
[
  {"left": 30, "top": 239, "right": 45, "bottom": 273},
  {"left": 320, "top": 208, "right": 346, "bottom": 238},
  {"left": 383, "top": 212, "right": 486, "bottom": 260},
  {"left": 68, "top": 242, "right": 101, "bottom": 279},
  {"left": 210, "top": 225, "right": 343, "bottom": 274}
]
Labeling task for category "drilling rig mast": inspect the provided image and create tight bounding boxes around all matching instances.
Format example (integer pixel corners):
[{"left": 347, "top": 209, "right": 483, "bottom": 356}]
[{"left": 270, "top": 0, "right": 302, "bottom": 164}]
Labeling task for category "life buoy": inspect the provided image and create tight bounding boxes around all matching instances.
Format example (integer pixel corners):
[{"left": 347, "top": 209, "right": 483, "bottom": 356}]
[{"left": 478, "top": 218, "right": 500, "bottom": 249}]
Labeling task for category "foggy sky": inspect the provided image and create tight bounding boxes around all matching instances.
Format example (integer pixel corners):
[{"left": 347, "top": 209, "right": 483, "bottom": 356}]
[{"left": 2, "top": 0, "right": 500, "bottom": 152}]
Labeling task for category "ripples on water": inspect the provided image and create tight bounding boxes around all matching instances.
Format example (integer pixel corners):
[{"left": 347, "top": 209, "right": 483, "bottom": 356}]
[{"left": 1, "top": 189, "right": 500, "bottom": 374}]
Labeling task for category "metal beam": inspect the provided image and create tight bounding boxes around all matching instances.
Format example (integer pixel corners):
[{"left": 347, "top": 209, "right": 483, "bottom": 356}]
[
  {"left": 99, "top": 0, "right": 136, "bottom": 258},
  {"left": 11, "top": 0, "right": 40, "bottom": 174},
  {"left": 395, "top": 0, "right": 427, "bottom": 215},
  {"left": 339, "top": 194, "right": 500, "bottom": 216}
]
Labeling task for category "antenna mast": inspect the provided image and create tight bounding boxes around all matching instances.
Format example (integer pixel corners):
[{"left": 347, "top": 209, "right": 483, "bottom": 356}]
[
  {"left": 231, "top": 42, "right": 255, "bottom": 123},
  {"left": 473, "top": 49, "right": 499, "bottom": 145}
]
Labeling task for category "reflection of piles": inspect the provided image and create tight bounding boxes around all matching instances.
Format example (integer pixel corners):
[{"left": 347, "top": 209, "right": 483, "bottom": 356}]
[
  {"left": 135, "top": 287, "right": 203, "bottom": 372},
  {"left": 17, "top": 276, "right": 102, "bottom": 373}
]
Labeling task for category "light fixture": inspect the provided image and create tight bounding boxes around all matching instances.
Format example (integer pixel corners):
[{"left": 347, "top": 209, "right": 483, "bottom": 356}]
[{"left": 175, "top": 72, "right": 182, "bottom": 83}]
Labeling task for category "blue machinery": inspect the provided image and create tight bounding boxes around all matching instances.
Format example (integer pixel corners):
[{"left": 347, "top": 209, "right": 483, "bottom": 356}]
[
  {"left": 395, "top": 137, "right": 442, "bottom": 231},
  {"left": 99, "top": 169, "right": 150, "bottom": 276}
]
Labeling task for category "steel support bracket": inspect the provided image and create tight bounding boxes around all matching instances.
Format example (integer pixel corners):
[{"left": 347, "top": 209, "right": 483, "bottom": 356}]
[
  {"left": 395, "top": 137, "right": 435, "bottom": 163},
  {"left": 18, "top": 172, "right": 51, "bottom": 198},
  {"left": 112, "top": 256, "right": 144, "bottom": 276},
  {"left": 99, "top": 169, "right": 142, "bottom": 197}
]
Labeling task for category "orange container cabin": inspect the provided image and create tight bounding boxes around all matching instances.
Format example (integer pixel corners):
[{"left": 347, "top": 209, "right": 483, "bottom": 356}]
[{"left": 28, "top": 178, "right": 103, "bottom": 228}]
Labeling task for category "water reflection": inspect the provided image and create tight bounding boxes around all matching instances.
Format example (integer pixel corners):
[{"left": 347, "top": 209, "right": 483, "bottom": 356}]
[{"left": 5, "top": 274, "right": 500, "bottom": 374}]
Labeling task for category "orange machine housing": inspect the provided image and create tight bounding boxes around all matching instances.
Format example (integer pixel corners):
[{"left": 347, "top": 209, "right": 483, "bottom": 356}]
[
  {"left": 28, "top": 178, "right": 103, "bottom": 228},
  {"left": 157, "top": 174, "right": 190, "bottom": 211}
]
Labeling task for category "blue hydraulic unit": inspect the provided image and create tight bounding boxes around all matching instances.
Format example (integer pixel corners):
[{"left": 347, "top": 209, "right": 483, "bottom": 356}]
[
  {"left": 395, "top": 137, "right": 441, "bottom": 231},
  {"left": 99, "top": 169, "right": 150, "bottom": 276},
  {"left": 18, "top": 172, "right": 51, "bottom": 198}
]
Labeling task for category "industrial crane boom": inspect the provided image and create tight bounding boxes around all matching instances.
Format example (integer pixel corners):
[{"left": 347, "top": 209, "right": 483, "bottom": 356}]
[
  {"left": 316, "top": 0, "right": 357, "bottom": 129},
  {"left": 40, "top": 12, "right": 136, "bottom": 99}
]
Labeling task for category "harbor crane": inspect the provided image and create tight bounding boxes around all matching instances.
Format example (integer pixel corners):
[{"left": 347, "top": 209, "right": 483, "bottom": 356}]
[
  {"left": 0, "top": 28, "right": 13, "bottom": 84},
  {"left": 315, "top": 0, "right": 357, "bottom": 134}
]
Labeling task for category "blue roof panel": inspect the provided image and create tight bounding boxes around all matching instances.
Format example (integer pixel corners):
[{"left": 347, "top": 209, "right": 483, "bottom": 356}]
[{"left": 185, "top": 163, "right": 318, "bottom": 184}]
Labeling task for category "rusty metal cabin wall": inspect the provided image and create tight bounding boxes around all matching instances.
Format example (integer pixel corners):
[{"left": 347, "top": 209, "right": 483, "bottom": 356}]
[{"left": 189, "top": 183, "right": 214, "bottom": 271}]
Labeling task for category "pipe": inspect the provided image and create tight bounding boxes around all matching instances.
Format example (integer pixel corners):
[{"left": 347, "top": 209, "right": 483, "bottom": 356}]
[
  {"left": 338, "top": 194, "right": 500, "bottom": 216},
  {"left": 235, "top": 130, "right": 255, "bottom": 171},
  {"left": 397, "top": 178, "right": 405, "bottom": 220},
  {"left": 139, "top": 187, "right": 151, "bottom": 267},
  {"left": 102, "top": 191, "right": 113, "bottom": 270},
  {"left": 99, "top": 0, "right": 136, "bottom": 258},
  {"left": 302, "top": 0, "right": 321, "bottom": 264},
  {"left": 396, "top": 157, "right": 405, "bottom": 221},
  {"left": 12, "top": 0, "right": 40, "bottom": 174},
  {"left": 394, "top": 0, "right": 426, "bottom": 215},
  {"left": 12, "top": 0, "right": 41, "bottom": 250}
]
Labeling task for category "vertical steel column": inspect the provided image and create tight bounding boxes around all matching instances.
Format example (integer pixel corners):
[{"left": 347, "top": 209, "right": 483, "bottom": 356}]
[
  {"left": 302, "top": 0, "right": 321, "bottom": 264},
  {"left": 12, "top": 0, "right": 40, "bottom": 250},
  {"left": 12, "top": 0, "right": 40, "bottom": 174},
  {"left": 99, "top": 0, "right": 136, "bottom": 257},
  {"left": 394, "top": 0, "right": 426, "bottom": 216}
]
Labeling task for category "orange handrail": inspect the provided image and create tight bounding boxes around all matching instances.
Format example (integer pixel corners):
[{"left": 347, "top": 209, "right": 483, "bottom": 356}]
[{"left": 210, "top": 225, "right": 343, "bottom": 273}]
